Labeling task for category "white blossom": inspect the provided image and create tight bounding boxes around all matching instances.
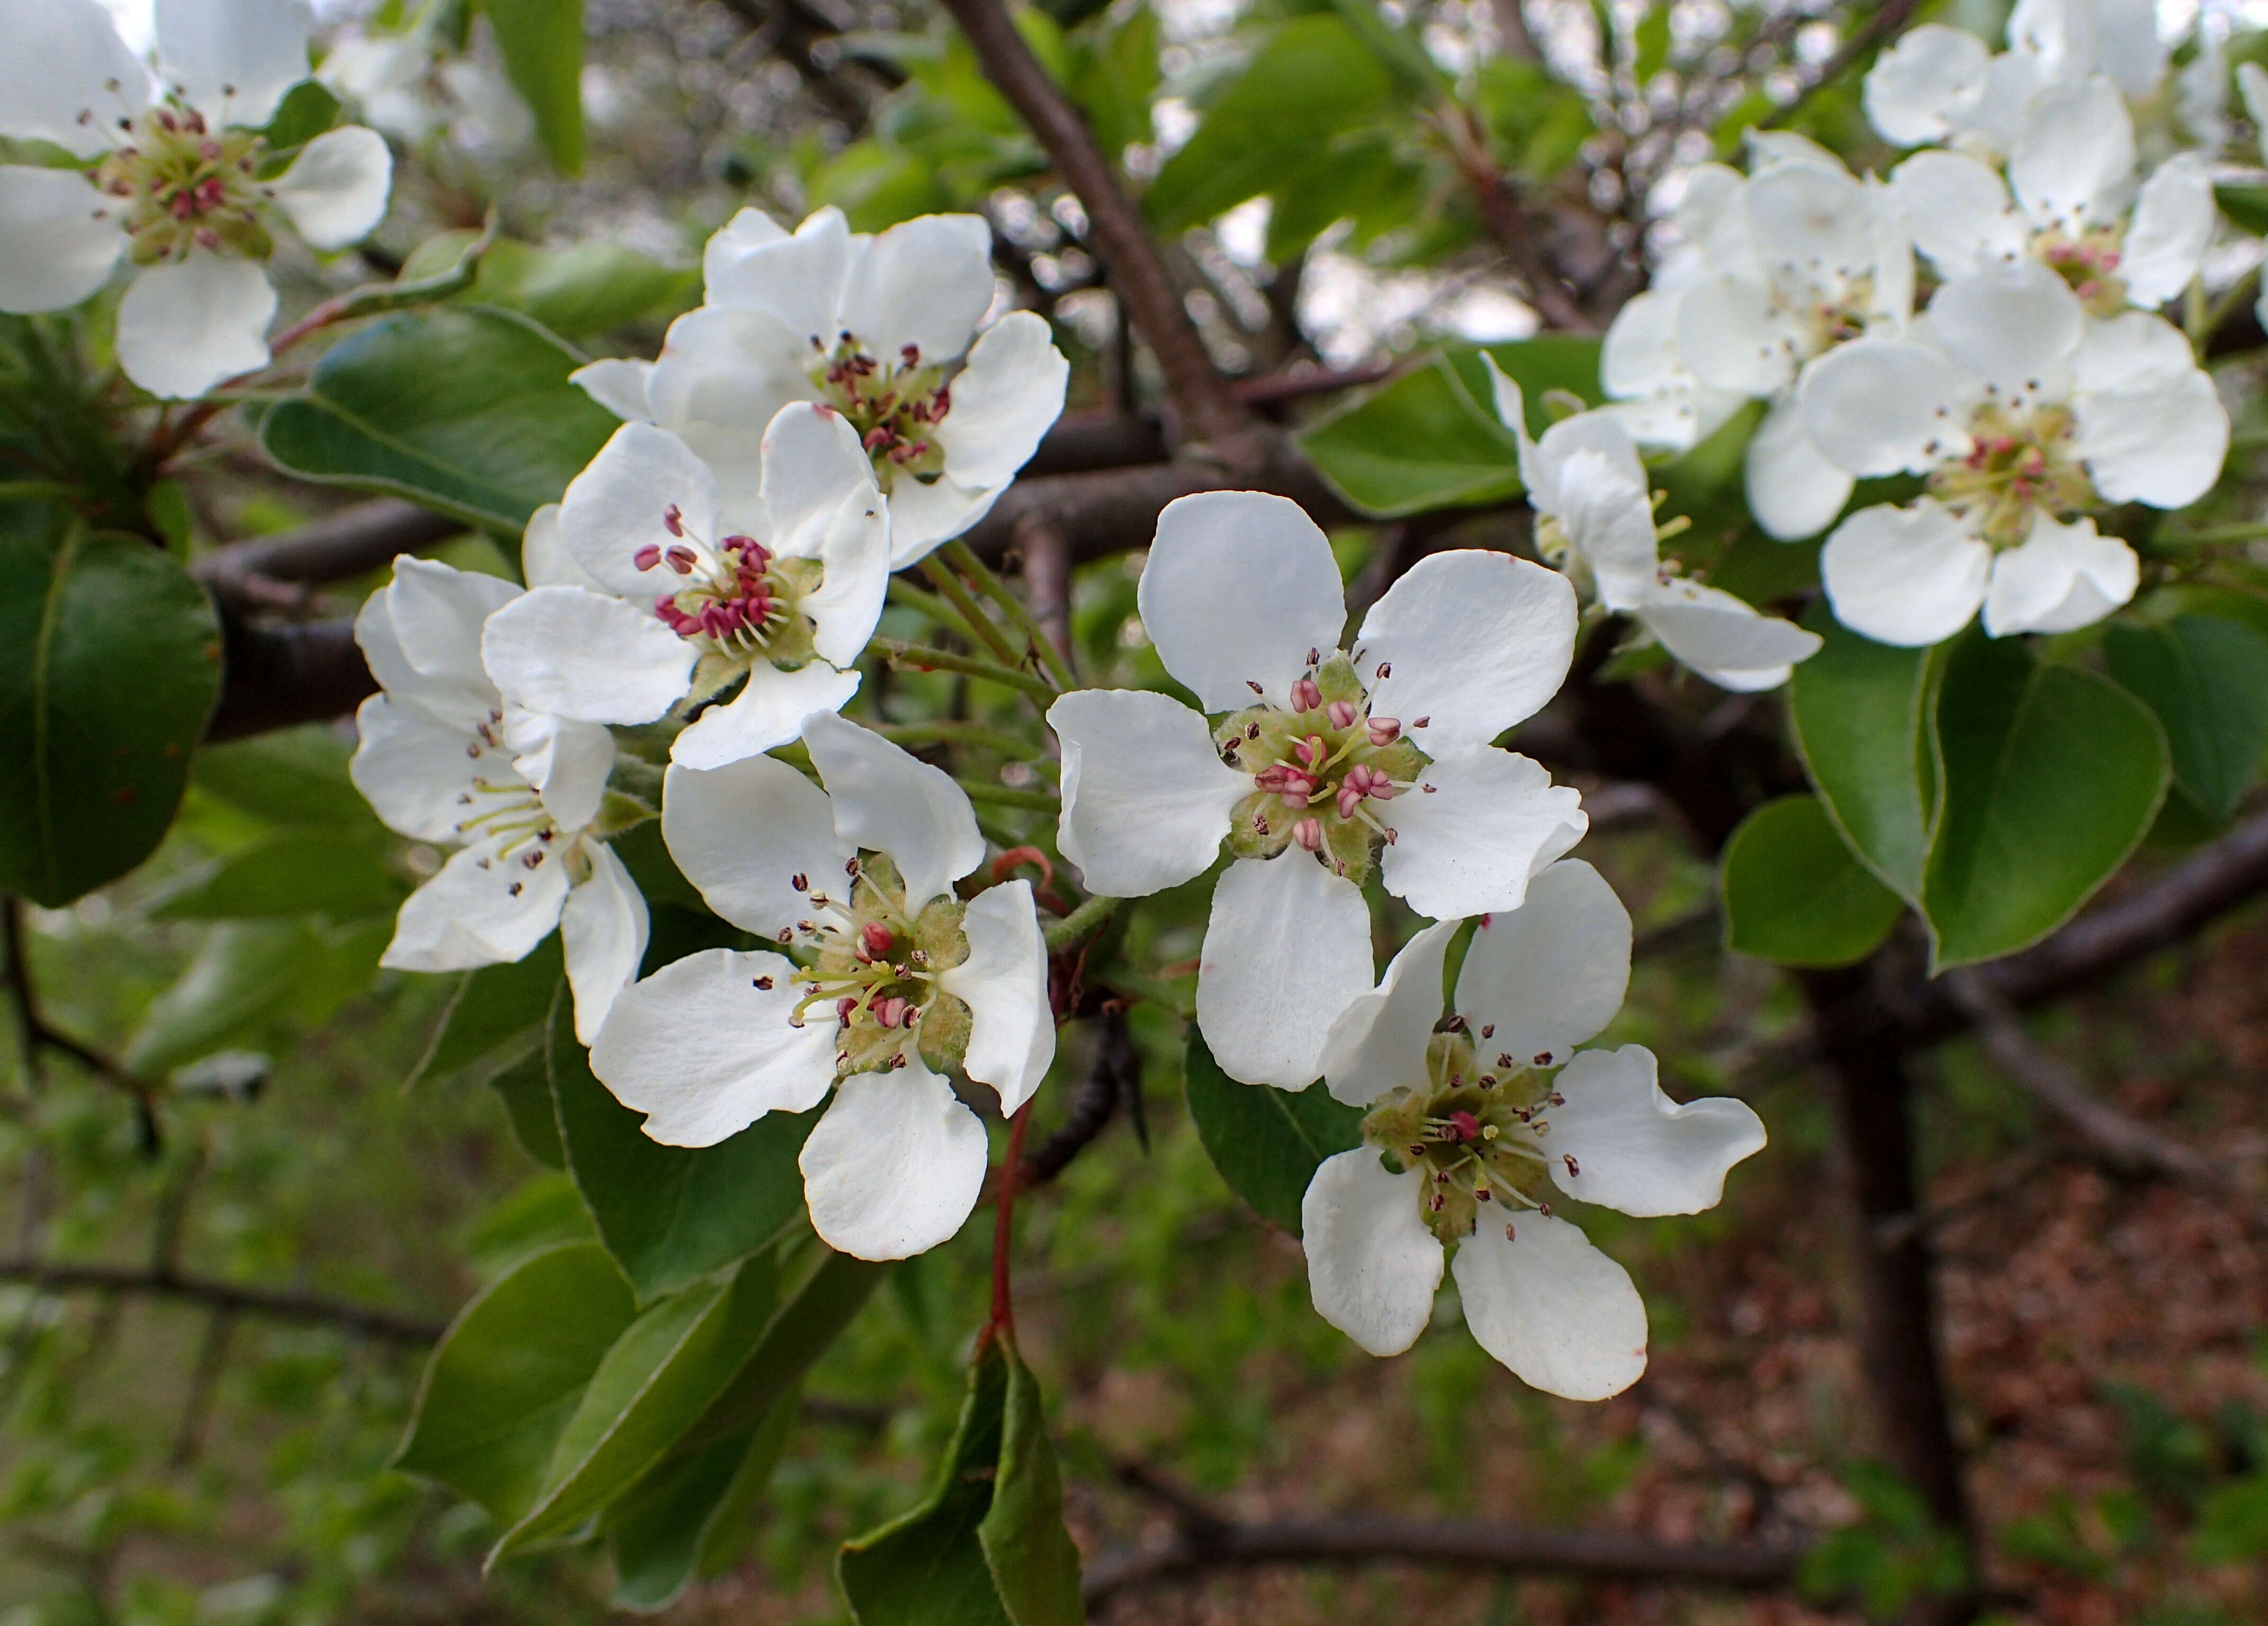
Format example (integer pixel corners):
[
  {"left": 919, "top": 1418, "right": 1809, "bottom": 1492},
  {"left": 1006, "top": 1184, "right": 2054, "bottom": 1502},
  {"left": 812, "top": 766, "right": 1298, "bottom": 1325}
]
[
  {"left": 1048, "top": 491, "right": 1586, "bottom": 1089},
  {"left": 479, "top": 405, "right": 889, "bottom": 770},
  {"left": 318, "top": 24, "right": 533, "bottom": 151},
  {"left": 1486, "top": 365, "right": 1820, "bottom": 690},
  {"left": 1801, "top": 258, "right": 2224, "bottom": 644},
  {"left": 350, "top": 556, "right": 646, "bottom": 1045},
  {"left": 0, "top": 0, "right": 392, "bottom": 398},
  {"left": 1301, "top": 861, "right": 1765, "bottom": 1399},
  {"left": 572, "top": 206, "right": 1068, "bottom": 566},
  {"left": 589, "top": 711, "right": 1055, "bottom": 1261}
]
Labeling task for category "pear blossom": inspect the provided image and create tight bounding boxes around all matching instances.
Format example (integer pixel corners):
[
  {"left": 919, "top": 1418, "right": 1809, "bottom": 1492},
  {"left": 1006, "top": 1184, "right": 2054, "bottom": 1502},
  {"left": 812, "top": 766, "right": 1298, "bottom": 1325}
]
[
  {"left": 589, "top": 711, "right": 1055, "bottom": 1262},
  {"left": 1047, "top": 491, "right": 1587, "bottom": 1089},
  {"left": 478, "top": 404, "right": 889, "bottom": 771},
  {"left": 318, "top": 24, "right": 533, "bottom": 151},
  {"left": 1486, "top": 365, "right": 1820, "bottom": 691},
  {"left": 1301, "top": 861, "right": 1765, "bottom": 1399},
  {"left": 572, "top": 206, "right": 1069, "bottom": 565},
  {"left": 0, "top": 0, "right": 393, "bottom": 398},
  {"left": 1887, "top": 79, "right": 2213, "bottom": 319},
  {"left": 351, "top": 557, "right": 646, "bottom": 1045},
  {"left": 1801, "top": 258, "right": 2226, "bottom": 644},
  {"left": 1591, "top": 165, "right": 1748, "bottom": 453}
]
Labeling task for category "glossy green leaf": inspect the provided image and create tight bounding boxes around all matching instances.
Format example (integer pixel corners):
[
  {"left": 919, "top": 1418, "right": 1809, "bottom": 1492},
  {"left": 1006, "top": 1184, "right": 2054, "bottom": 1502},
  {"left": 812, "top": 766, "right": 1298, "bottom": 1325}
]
[
  {"left": 479, "top": 0, "right": 586, "bottom": 174},
  {"left": 1145, "top": 16, "right": 1395, "bottom": 233},
  {"left": 605, "top": 1390, "right": 796, "bottom": 1611},
  {"left": 1720, "top": 796, "right": 1903, "bottom": 968},
  {"left": 410, "top": 937, "right": 564, "bottom": 1090},
  {"left": 151, "top": 830, "right": 403, "bottom": 920},
  {"left": 1182, "top": 1027, "right": 1361, "bottom": 1235},
  {"left": 679, "top": 1242, "right": 886, "bottom": 1448},
  {"left": 492, "top": 1251, "right": 782, "bottom": 1559},
  {"left": 1789, "top": 608, "right": 1939, "bottom": 904},
  {"left": 259, "top": 305, "right": 618, "bottom": 533},
  {"left": 398, "top": 232, "right": 696, "bottom": 339},
  {"left": 977, "top": 1337, "right": 1084, "bottom": 1626},
  {"left": 1069, "top": 3, "right": 1157, "bottom": 157},
  {"left": 394, "top": 1241, "right": 636, "bottom": 1523},
  {"left": 123, "top": 920, "right": 316, "bottom": 1076},
  {"left": 2102, "top": 615, "right": 2268, "bottom": 820},
  {"left": 489, "top": 1045, "right": 566, "bottom": 1169},
  {"left": 0, "top": 529, "right": 221, "bottom": 906},
  {"left": 190, "top": 725, "right": 378, "bottom": 829},
  {"left": 547, "top": 999, "right": 817, "bottom": 1300},
  {"left": 1923, "top": 637, "right": 2170, "bottom": 969}
]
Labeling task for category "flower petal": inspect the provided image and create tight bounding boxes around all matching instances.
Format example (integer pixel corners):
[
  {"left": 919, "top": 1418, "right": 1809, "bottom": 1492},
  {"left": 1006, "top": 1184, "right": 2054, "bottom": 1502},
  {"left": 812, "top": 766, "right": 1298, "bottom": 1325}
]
[
  {"left": 2075, "top": 367, "right": 2228, "bottom": 509},
  {"left": 1377, "top": 747, "right": 1588, "bottom": 922},
  {"left": 500, "top": 708, "right": 615, "bottom": 832},
  {"left": 1320, "top": 918, "right": 1459, "bottom": 1108},
  {"left": 1674, "top": 273, "right": 1798, "bottom": 397},
  {"left": 562, "top": 843, "right": 648, "bottom": 1045},
  {"left": 702, "top": 207, "right": 788, "bottom": 283},
  {"left": 1798, "top": 336, "right": 1957, "bottom": 477},
  {"left": 873, "top": 471, "right": 995, "bottom": 568},
  {"left": 1452, "top": 859, "right": 1630, "bottom": 1066},
  {"left": 1547, "top": 446, "right": 1661, "bottom": 611},
  {"left": 647, "top": 306, "right": 813, "bottom": 523},
  {"left": 521, "top": 503, "right": 606, "bottom": 591},
  {"left": 381, "top": 834, "right": 569, "bottom": 972},
  {"left": 802, "top": 710, "right": 984, "bottom": 910},
  {"left": 115, "top": 254, "right": 275, "bottom": 399},
  {"left": 1744, "top": 389, "right": 1853, "bottom": 541},
  {"left": 381, "top": 554, "right": 515, "bottom": 702},
  {"left": 701, "top": 204, "right": 851, "bottom": 341},
  {"left": 1639, "top": 579, "right": 1823, "bottom": 692},
  {"left": 2009, "top": 77, "right": 2135, "bottom": 234},
  {"left": 804, "top": 491, "right": 891, "bottom": 669},
  {"left": 670, "top": 662, "right": 862, "bottom": 770},
  {"left": 1981, "top": 512, "right": 2138, "bottom": 636},
  {"left": 931, "top": 310, "right": 1069, "bottom": 492},
  {"left": 1450, "top": 1213, "right": 1648, "bottom": 1401},
  {"left": 155, "top": 0, "right": 312, "bottom": 129},
  {"left": 590, "top": 948, "right": 837, "bottom": 1146},
  {"left": 938, "top": 879, "right": 1055, "bottom": 1114},
  {"left": 1820, "top": 499, "right": 1991, "bottom": 647},
  {"left": 1924, "top": 258, "right": 2082, "bottom": 395},
  {"left": 2070, "top": 309, "right": 2195, "bottom": 393},
  {"left": 1862, "top": 23, "right": 1990, "bottom": 147},
  {"left": 1543, "top": 1044, "right": 1766, "bottom": 1217},
  {"left": 836, "top": 212, "right": 995, "bottom": 363},
  {"left": 570, "top": 357, "right": 655, "bottom": 423},
  {"left": 1358, "top": 550, "right": 1578, "bottom": 751},
  {"left": 1888, "top": 150, "right": 2023, "bottom": 277},
  {"left": 559, "top": 422, "right": 722, "bottom": 599},
  {"left": 1138, "top": 491, "right": 1347, "bottom": 712},
  {"left": 1048, "top": 688, "right": 1244, "bottom": 898},
  {"left": 0, "top": 0, "right": 147, "bottom": 148},
  {"left": 661, "top": 756, "right": 852, "bottom": 939},
  {"left": 1745, "top": 162, "right": 1876, "bottom": 286},
  {"left": 481, "top": 584, "right": 694, "bottom": 725},
  {"left": 1301, "top": 1151, "right": 1441, "bottom": 1356},
  {"left": 2121, "top": 153, "right": 2213, "bottom": 308},
  {"left": 349, "top": 694, "right": 482, "bottom": 842},
  {"left": 800, "top": 1061, "right": 989, "bottom": 1260},
  {"left": 1195, "top": 856, "right": 1375, "bottom": 1089},
  {"left": 271, "top": 125, "right": 391, "bottom": 250},
  {"left": 0, "top": 168, "right": 122, "bottom": 313}
]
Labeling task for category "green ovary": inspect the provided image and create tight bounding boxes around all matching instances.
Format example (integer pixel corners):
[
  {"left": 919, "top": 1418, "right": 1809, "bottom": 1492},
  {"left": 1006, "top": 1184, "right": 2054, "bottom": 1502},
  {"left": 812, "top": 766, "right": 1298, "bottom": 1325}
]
[
  {"left": 811, "top": 334, "right": 952, "bottom": 488},
  {"left": 1361, "top": 1031, "right": 1574, "bottom": 1246},
  {"left": 784, "top": 853, "right": 973, "bottom": 1079},
  {"left": 1927, "top": 399, "right": 2094, "bottom": 549}
]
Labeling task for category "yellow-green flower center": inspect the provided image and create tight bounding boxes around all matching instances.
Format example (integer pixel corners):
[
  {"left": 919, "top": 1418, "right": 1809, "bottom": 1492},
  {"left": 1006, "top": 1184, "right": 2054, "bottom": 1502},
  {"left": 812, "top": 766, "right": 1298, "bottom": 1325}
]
[
  {"left": 779, "top": 854, "right": 972, "bottom": 1078},
  {"left": 810, "top": 333, "right": 951, "bottom": 489},
  {"left": 1925, "top": 395, "right": 2093, "bottom": 548},
  {"left": 1360, "top": 1029, "right": 1572, "bottom": 1246},
  {"left": 93, "top": 102, "right": 273, "bottom": 266}
]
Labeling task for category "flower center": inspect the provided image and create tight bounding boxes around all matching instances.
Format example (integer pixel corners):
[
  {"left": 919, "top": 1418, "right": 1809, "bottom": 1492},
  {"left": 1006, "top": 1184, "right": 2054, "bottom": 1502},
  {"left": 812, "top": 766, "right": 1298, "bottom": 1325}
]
[
  {"left": 808, "top": 333, "right": 951, "bottom": 489},
  {"left": 636, "top": 504, "right": 825, "bottom": 679},
  {"left": 1925, "top": 393, "right": 2092, "bottom": 548},
  {"left": 777, "top": 854, "right": 972, "bottom": 1078},
  {"left": 1360, "top": 1028, "right": 1572, "bottom": 1246},
  {"left": 2035, "top": 224, "right": 2127, "bottom": 317},
  {"left": 451, "top": 708, "right": 589, "bottom": 895},
  {"left": 1217, "top": 653, "right": 1429, "bottom": 884},
  {"left": 92, "top": 102, "right": 272, "bottom": 265}
]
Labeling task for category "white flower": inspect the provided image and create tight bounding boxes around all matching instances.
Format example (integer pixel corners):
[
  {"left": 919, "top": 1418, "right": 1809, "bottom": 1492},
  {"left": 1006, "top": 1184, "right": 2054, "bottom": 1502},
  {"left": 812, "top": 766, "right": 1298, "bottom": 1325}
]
[
  {"left": 1864, "top": 3, "right": 2167, "bottom": 157},
  {"left": 1801, "top": 258, "right": 2224, "bottom": 644},
  {"left": 350, "top": 556, "right": 646, "bottom": 1045},
  {"left": 1047, "top": 491, "right": 1587, "bottom": 1089},
  {"left": 318, "top": 26, "right": 533, "bottom": 151},
  {"left": 0, "top": 0, "right": 393, "bottom": 398},
  {"left": 479, "top": 404, "right": 889, "bottom": 771},
  {"left": 1300, "top": 861, "right": 1765, "bottom": 1399},
  {"left": 588, "top": 711, "right": 1055, "bottom": 1262},
  {"left": 1486, "top": 365, "right": 1821, "bottom": 690},
  {"left": 572, "top": 206, "right": 1069, "bottom": 566},
  {"left": 1888, "top": 80, "right": 2213, "bottom": 318}
]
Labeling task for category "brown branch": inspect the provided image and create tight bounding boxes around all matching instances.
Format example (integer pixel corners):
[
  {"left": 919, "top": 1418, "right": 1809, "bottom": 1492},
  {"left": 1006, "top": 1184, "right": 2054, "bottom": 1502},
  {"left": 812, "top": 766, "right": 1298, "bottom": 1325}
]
[
  {"left": 1445, "top": 106, "right": 1595, "bottom": 335},
  {"left": 205, "top": 619, "right": 377, "bottom": 742},
  {"left": 1023, "top": 1008, "right": 1138, "bottom": 1186},
  {"left": 0, "top": 1257, "right": 447, "bottom": 1347},
  {"left": 3, "top": 901, "right": 160, "bottom": 1146},
  {"left": 933, "top": 0, "right": 1256, "bottom": 453},
  {"left": 193, "top": 499, "right": 458, "bottom": 611}
]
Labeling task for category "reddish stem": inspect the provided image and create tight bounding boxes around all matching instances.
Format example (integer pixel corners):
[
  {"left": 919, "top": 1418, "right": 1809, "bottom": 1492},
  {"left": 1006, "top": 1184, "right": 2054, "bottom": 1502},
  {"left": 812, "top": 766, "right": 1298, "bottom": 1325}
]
[{"left": 987, "top": 1102, "right": 1034, "bottom": 1341}]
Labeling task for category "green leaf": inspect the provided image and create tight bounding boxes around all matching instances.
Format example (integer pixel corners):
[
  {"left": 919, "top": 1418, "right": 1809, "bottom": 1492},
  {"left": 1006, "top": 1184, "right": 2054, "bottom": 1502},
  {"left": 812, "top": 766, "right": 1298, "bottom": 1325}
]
[
  {"left": 1922, "top": 637, "right": 2170, "bottom": 969},
  {"left": 547, "top": 998, "right": 817, "bottom": 1300},
  {"left": 123, "top": 920, "right": 317, "bottom": 1076},
  {"left": 397, "top": 232, "right": 697, "bottom": 339},
  {"left": 410, "top": 936, "right": 564, "bottom": 1090},
  {"left": 605, "top": 1391, "right": 797, "bottom": 1611},
  {"left": 678, "top": 1242, "right": 886, "bottom": 1447},
  {"left": 1632, "top": 3, "right": 1672, "bottom": 78},
  {"left": 190, "top": 725, "right": 378, "bottom": 829},
  {"left": 1263, "top": 131, "right": 1424, "bottom": 261},
  {"left": 840, "top": 1333, "right": 1081, "bottom": 1626},
  {"left": 394, "top": 1241, "right": 636, "bottom": 1523},
  {"left": 1788, "top": 608, "right": 1939, "bottom": 905},
  {"left": 2102, "top": 616, "right": 2268, "bottom": 820},
  {"left": 1460, "top": 338, "right": 1601, "bottom": 428},
  {"left": 1720, "top": 796, "right": 1903, "bottom": 968},
  {"left": 2193, "top": 1474, "right": 2268, "bottom": 1565},
  {"left": 1144, "top": 16, "right": 1396, "bottom": 233},
  {"left": 1069, "top": 3, "right": 1157, "bottom": 157},
  {"left": 492, "top": 1251, "right": 783, "bottom": 1559},
  {"left": 478, "top": 0, "right": 586, "bottom": 174},
  {"left": 1182, "top": 1027, "right": 1361, "bottom": 1234},
  {"left": 490, "top": 1045, "right": 566, "bottom": 1169},
  {"left": 151, "top": 830, "right": 403, "bottom": 920},
  {"left": 260, "top": 79, "right": 346, "bottom": 152},
  {"left": 259, "top": 305, "right": 618, "bottom": 533},
  {"left": 0, "top": 529, "right": 221, "bottom": 906}
]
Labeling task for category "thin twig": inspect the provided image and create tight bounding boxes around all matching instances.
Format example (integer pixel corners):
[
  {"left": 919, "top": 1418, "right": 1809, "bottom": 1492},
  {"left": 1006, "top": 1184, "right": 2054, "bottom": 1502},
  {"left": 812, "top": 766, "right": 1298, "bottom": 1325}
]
[
  {"left": 0, "top": 1258, "right": 446, "bottom": 1347},
  {"left": 3, "top": 901, "right": 161, "bottom": 1138},
  {"left": 945, "top": 536, "right": 1076, "bottom": 692},
  {"left": 919, "top": 554, "right": 1026, "bottom": 669},
  {"left": 872, "top": 639, "right": 1058, "bottom": 704},
  {"left": 1024, "top": 1009, "right": 1138, "bottom": 1186}
]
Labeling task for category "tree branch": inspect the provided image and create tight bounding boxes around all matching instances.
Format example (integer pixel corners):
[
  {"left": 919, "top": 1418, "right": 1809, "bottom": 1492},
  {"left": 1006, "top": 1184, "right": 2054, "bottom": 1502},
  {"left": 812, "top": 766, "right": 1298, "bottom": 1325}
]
[
  {"left": 933, "top": 0, "right": 1256, "bottom": 452},
  {"left": 193, "top": 499, "right": 457, "bottom": 611},
  {"left": 0, "top": 1257, "right": 447, "bottom": 1347},
  {"left": 205, "top": 618, "right": 377, "bottom": 742},
  {"left": 1023, "top": 1007, "right": 1138, "bottom": 1185}
]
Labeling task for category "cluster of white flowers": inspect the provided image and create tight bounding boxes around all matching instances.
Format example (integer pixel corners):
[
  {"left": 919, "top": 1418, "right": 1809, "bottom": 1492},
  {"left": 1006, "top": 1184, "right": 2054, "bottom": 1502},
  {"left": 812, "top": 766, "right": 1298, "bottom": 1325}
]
[
  {"left": 0, "top": 0, "right": 393, "bottom": 398},
  {"left": 1599, "top": 0, "right": 2234, "bottom": 647}
]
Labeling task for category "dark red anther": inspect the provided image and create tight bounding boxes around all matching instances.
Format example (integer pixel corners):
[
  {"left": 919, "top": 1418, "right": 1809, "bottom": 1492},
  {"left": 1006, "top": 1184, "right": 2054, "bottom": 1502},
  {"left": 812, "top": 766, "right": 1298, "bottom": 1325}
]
[
  {"left": 1448, "top": 1110, "right": 1482, "bottom": 1143},
  {"left": 662, "top": 503, "right": 683, "bottom": 537},
  {"left": 634, "top": 544, "right": 663, "bottom": 571},
  {"left": 665, "top": 545, "right": 698, "bottom": 574}
]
